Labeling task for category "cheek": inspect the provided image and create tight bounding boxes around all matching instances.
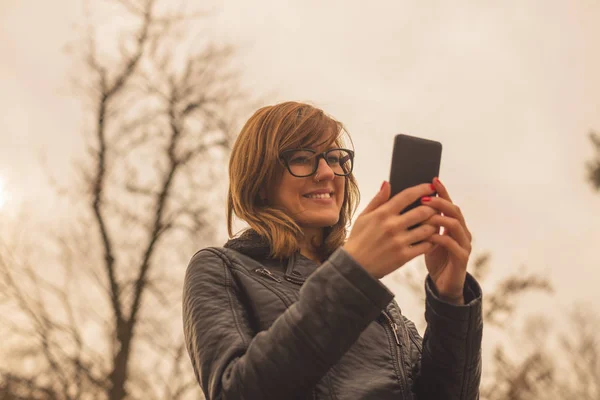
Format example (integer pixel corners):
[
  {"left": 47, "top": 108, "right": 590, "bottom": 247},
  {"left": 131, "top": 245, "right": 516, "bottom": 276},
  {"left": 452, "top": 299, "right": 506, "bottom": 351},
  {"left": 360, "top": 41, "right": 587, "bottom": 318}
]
[
  {"left": 336, "top": 179, "right": 346, "bottom": 207},
  {"left": 272, "top": 175, "right": 304, "bottom": 208}
]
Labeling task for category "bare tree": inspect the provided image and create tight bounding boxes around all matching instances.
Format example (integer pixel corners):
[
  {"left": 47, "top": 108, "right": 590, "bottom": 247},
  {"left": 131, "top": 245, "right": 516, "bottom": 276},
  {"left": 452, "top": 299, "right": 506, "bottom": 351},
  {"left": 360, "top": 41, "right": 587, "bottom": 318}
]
[
  {"left": 480, "top": 306, "right": 600, "bottom": 400},
  {"left": 0, "top": 0, "right": 249, "bottom": 399},
  {"left": 585, "top": 131, "right": 600, "bottom": 191},
  {"left": 554, "top": 306, "right": 600, "bottom": 399},
  {"left": 480, "top": 315, "right": 556, "bottom": 400},
  {"left": 479, "top": 127, "right": 600, "bottom": 399}
]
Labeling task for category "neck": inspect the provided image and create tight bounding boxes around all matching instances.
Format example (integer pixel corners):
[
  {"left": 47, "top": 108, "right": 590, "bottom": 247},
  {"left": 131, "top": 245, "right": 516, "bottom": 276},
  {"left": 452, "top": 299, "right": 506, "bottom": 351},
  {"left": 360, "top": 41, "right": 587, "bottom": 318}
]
[{"left": 299, "top": 227, "right": 324, "bottom": 264}]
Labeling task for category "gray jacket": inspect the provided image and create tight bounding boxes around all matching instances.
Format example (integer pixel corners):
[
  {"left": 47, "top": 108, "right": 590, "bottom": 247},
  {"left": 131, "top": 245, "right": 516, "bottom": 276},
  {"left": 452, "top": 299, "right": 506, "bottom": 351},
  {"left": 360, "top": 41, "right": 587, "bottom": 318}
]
[{"left": 183, "top": 230, "right": 482, "bottom": 399}]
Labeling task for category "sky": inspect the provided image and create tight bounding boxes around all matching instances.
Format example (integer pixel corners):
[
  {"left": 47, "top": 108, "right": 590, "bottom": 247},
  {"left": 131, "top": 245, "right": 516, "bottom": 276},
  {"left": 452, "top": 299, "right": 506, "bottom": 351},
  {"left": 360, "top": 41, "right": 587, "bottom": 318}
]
[{"left": 1, "top": 0, "right": 600, "bottom": 344}]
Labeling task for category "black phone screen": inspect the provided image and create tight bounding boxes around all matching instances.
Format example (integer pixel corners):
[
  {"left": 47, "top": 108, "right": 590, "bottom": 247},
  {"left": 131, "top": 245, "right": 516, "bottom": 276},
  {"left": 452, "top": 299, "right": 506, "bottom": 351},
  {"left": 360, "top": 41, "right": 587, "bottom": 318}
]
[{"left": 389, "top": 134, "right": 442, "bottom": 215}]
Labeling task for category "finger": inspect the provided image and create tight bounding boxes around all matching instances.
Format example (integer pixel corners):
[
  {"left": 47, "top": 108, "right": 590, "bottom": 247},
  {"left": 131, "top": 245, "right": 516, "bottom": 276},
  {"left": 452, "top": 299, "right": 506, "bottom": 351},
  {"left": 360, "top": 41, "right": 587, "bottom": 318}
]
[
  {"left": 432, "top": 177, "right": 452, "bottom": 203},
  {"left": 428, "top": 179, "right": 472, "bottom": 242},
  {"left": 395, "top": 205, "right": 438, "bottom": 229},
  {"left": 382, "top": 182, "right": 436, "bottom": 215},
  {"left": 426, "top": 214, "right": 470, "bottom": 250},
  {"left": 404, "top": 240, "right": 435, "bottom": 261},
  {"left": 426, "top": 214, "right": 471, "bottom": 251},
  {"left": 362, "top": 181, "right": 391, "bottom": 215},
  {"left": 422, "top": 196, "right": 467, "bottom": 228},
  {"left": 427, "top": 233, "right": 469, "bottom": 262},
  {"left": 404, "top": 223, "right": 438, "bottom": 244},
  {"left": 421, "top": 219, "right": 443, "bottom": 235}
]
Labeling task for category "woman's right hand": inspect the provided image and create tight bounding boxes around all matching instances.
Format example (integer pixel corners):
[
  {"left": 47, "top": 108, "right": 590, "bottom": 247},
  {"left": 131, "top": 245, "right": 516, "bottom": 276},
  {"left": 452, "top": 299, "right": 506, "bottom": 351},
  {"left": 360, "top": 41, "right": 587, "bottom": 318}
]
[{"left": 343, "top": 181, "right": 438, "bottom": 279}]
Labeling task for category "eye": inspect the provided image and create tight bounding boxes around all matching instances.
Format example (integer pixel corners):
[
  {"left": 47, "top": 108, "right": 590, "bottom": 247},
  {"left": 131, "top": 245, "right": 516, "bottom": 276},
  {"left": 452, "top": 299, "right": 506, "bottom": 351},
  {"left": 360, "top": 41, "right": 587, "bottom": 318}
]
[
  {"left": 285, "top": 150, "right": 315, "bottom": 165},
  {"left": 326, "top": 155, "right": 340, "bottom": 164},
  {"left": 289, "top": 156, "right": 311, "bottom": 165}
]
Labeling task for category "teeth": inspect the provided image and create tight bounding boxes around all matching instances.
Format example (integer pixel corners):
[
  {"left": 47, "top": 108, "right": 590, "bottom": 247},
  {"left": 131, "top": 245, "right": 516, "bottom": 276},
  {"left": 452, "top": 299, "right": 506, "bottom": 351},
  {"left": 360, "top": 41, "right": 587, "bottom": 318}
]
[{"left": 306, "top": 193, "right": 332, "bottom": 199}]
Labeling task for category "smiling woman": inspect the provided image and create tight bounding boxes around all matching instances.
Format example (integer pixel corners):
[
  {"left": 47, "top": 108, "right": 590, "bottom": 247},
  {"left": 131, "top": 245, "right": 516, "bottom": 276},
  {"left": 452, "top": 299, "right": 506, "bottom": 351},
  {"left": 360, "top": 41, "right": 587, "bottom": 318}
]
[{"left": 183, "top": 101, "right": 483, "bottom": 400}]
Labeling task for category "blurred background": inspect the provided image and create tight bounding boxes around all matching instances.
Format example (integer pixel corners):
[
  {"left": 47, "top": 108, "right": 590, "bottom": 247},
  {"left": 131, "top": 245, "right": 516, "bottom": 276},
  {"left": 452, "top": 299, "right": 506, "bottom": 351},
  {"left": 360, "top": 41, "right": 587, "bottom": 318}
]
[{"left": 1, "top": 0, "right": 599, "bottom": 399}]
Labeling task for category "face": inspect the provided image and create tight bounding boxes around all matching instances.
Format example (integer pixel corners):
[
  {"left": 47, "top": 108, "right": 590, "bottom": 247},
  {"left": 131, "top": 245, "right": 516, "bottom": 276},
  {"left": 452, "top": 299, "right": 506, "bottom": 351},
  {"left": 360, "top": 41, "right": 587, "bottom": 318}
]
[{"left": 267, "top": 148, "right": 346, "bottom": 233}]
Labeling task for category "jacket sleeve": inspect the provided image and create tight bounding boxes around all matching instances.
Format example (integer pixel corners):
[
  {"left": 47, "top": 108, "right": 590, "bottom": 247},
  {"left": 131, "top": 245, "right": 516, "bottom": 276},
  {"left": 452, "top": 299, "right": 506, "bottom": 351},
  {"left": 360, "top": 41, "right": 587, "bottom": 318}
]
[
  {"left": 414, "top": 273, "right": 483, "bottom": 400},
  {"left": 182, "top": 247, "right": 394, "bottom": 400}
]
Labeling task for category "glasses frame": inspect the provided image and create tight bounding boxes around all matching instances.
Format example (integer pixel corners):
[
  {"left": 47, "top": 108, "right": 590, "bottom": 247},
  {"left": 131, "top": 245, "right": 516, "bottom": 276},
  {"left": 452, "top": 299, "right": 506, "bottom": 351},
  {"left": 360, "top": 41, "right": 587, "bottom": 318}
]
[{"left": 279, "top": 148, "right": 355, "bottom": 178}]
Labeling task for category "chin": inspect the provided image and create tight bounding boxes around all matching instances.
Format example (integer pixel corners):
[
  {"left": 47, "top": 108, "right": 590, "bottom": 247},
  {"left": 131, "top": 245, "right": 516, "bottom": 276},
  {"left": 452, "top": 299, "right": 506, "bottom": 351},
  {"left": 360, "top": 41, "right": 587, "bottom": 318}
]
[{"left": 303, "top": 215, "right": 340, "bottom": 228}]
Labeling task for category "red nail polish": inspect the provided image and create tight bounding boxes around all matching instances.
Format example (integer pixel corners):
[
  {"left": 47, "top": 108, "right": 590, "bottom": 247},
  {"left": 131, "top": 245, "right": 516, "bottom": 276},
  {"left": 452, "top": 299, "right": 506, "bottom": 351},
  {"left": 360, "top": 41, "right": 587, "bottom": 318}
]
[
  {"left": 380, "top": 181, "right": 387, "bottom": 191},
  {"left": 422, "top": 196, "right": 431, "bottom": 202},
  {"left": 430, "top": 184, "right": 436, "bottom": 190},
  {"left": 434, "top": 177, "right": 442, "bottom": 186}
]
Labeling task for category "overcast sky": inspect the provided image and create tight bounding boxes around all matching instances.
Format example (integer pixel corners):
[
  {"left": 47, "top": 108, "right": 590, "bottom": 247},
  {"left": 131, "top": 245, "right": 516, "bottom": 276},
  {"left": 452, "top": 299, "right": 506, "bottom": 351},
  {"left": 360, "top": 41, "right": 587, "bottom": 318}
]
[{"left": 1, "top": 1, "right": 600, "bottom": 342}]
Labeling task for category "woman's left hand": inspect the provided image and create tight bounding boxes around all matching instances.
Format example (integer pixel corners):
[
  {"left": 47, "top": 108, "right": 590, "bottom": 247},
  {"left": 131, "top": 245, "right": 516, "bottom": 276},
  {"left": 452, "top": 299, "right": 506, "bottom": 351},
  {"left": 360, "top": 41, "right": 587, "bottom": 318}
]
[{"left": 421, "top": 178, "right": 472, "bottom": 305}]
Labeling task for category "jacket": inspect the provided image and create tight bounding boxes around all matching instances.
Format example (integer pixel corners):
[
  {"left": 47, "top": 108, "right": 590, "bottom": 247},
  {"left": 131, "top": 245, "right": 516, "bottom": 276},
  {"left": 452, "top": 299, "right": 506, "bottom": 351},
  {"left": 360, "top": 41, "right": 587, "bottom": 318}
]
[{"left": 182, "top": 230, "right": 483, "bottom": 399}]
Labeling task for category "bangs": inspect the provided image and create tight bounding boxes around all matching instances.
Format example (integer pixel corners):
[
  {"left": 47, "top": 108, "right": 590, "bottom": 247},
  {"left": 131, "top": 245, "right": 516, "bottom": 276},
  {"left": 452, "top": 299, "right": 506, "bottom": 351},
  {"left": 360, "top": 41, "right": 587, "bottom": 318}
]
[{"left": 280, "top": 106, "right": 345, "bottom": 152}]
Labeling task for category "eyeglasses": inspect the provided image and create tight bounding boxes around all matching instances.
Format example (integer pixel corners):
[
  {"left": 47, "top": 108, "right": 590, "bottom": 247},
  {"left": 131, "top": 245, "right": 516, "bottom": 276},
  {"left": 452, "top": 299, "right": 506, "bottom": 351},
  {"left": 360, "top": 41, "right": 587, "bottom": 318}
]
[{"left": 279, "top": 148, "right": 354, "bottom": 177}]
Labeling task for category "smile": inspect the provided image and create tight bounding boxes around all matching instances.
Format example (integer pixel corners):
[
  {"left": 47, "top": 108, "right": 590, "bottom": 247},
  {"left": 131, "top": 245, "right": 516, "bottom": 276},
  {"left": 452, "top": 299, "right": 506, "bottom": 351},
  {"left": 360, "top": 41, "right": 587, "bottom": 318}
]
[{"left": 304, "top": 193, "right": 333, "bottom": 199}]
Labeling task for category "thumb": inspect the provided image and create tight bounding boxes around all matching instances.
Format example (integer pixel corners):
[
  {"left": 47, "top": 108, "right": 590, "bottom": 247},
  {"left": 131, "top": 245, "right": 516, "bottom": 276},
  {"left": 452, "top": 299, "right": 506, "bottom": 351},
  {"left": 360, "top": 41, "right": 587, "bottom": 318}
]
[{"left": 362, "top": 181, "right": 390, "bottom": 214}]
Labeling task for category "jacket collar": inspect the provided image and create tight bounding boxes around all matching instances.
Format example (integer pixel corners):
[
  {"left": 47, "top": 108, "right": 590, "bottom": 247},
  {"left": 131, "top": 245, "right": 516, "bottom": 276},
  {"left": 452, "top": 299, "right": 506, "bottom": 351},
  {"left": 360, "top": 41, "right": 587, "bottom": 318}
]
[
  {"left": 223, "top": 229, "right": 319, "bottom": 280},
  {"left": 223, "top": 229, "right": 272, "bottom": 259}
]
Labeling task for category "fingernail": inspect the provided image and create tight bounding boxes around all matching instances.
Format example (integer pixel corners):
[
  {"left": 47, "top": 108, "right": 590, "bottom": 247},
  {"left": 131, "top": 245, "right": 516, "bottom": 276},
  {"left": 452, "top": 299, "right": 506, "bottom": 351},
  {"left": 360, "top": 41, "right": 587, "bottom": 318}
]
[
  {"left": 380, "top": 181, "right": 387, "bottom": 191},
  {"left": 421, "top": 196, "right": 431, "bottom": 202},
  {"left": 434, "top": 177, "right": 442, "bottom": 186},
  {"left": 430, "top": 183, "right": 436, "bottom": 190}
]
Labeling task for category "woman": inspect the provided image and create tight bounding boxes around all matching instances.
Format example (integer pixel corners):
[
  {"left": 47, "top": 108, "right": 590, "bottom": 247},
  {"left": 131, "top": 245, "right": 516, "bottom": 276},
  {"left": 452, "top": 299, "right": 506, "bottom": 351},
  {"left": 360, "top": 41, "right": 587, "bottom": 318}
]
[{"left": 183, "top": 101, "right": 482, "bottom": 399}]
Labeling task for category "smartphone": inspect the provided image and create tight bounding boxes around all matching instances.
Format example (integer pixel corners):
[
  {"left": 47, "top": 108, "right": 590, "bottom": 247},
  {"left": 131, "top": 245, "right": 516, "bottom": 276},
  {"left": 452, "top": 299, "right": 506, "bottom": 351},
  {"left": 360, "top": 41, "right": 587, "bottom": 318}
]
[{"left": 389, "top": 133, "right": 442, "bottom": 219}]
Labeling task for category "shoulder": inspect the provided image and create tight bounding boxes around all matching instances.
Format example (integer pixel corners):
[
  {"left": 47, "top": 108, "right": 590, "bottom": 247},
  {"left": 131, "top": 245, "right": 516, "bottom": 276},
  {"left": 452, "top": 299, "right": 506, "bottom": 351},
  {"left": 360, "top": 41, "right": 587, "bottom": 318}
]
[
  {"left": 186, "top": 247, "right": 240, "bottom": 277},
  {"left": 189, "top": 246, "right": 229, "bottom": 266},
  {"left": 186, "top": 246, "right": 264, "bottom": 278}
]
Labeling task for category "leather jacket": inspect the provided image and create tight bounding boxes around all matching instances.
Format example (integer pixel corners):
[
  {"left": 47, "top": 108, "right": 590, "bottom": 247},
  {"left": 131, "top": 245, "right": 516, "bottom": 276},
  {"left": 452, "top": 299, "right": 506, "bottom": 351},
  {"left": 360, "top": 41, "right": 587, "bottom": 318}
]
[{"left": 183, "top": 230, "right": 483, "bottom": 399}]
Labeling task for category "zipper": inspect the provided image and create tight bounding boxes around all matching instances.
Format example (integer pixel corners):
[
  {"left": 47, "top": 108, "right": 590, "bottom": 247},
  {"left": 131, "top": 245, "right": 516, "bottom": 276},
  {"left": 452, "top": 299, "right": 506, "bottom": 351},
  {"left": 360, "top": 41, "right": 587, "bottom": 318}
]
[
  {"left": 284, "top": 275, "right": 305, "bottom": 285},
  {"left": 253, "top": 267, "right": 282, "bottom": 283},
  {"left": 382, "top": 310, "right": 409, "bottom": 398},
  {"left": 406, "top": 323, "right": 423, "bottom": 353},
  {"left": 382, "top": 311, "right": 400, "bottom": 346},
  {"left": 242, "top": 267, "right": 293, "bottom": 307}
]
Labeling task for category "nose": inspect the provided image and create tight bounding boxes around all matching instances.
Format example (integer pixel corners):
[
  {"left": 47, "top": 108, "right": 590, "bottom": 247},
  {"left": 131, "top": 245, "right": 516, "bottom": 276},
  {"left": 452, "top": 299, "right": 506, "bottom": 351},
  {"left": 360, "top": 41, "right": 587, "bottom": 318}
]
[{"left": 314, "top": 158, "right": 335, "bottom": 181}]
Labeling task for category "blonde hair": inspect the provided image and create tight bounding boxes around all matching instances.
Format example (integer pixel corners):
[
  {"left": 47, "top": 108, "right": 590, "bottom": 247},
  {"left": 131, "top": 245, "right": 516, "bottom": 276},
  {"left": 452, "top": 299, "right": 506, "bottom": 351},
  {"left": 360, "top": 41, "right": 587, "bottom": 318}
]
[{"left": 227, "top": 101, "right": 360, "bottom": 259}]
